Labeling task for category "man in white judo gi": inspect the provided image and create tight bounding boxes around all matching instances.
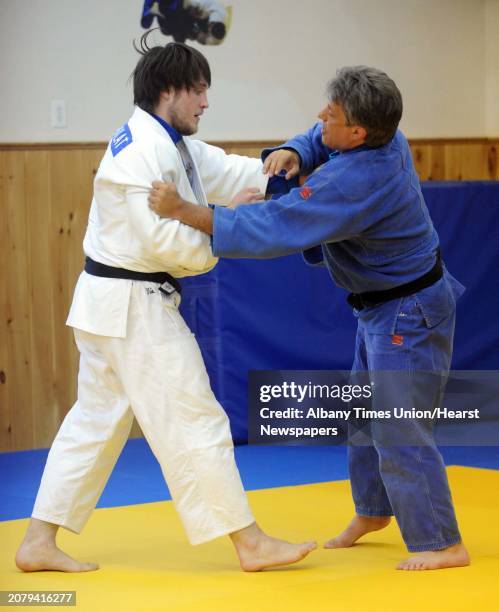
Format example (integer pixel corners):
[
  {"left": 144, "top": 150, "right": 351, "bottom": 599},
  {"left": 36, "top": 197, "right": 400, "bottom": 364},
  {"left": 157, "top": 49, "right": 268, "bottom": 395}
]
[{"left": 15, "top": 34, "right": 316, "bottom": 573}]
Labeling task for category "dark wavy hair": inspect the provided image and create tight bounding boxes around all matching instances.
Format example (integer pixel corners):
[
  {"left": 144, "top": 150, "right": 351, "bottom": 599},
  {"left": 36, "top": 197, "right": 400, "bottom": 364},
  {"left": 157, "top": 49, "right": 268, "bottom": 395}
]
[{"left": 131, "top": 29, "right": 211, "bottom": 113}]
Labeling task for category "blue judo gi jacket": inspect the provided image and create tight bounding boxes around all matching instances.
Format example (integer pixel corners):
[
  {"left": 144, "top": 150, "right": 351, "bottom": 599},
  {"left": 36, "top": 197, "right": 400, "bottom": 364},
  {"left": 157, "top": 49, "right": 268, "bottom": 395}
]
[
  {"left": 212, "top": 123, "right": 464, "bottom": 333},
  {"left": 211, "top": 124, "right": 466, "bottom": 550}
]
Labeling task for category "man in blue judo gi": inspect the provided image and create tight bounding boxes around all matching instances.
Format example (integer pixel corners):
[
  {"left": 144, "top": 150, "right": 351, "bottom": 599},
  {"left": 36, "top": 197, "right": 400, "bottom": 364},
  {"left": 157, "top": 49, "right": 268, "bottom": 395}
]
[{"left": 148, "top": 66, "right": 470, "bottom": 571}]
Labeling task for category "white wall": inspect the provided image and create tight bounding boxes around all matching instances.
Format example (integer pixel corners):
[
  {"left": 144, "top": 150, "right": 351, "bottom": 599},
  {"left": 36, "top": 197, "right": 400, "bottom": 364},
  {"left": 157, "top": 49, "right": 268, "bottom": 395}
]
[{"left": 0, "top": 0, "right": 495, "bottom": 142}]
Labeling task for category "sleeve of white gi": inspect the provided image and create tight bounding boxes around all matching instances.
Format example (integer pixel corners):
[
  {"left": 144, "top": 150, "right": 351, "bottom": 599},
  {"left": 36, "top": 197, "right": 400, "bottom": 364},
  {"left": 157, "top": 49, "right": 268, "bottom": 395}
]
[{"left": 188, "top": 140, "right": 268, "bottom": 206}]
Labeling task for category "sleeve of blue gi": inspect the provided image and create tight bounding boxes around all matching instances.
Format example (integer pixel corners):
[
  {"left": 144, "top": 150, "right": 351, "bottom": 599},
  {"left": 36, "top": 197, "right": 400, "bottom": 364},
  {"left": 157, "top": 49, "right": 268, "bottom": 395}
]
[
  {"left": 261, "top": 122, "right": 333, "bottom": 173},
  {"left": 266, "top": 174, "right": 300, "bottom": 197},
  {"left": 302, "top": 245, "right": 325, "bottom": 267},
  {"left": 212, "top": 153, "right": 395, "bottom": 259},
  {"left": 265, "top": 173, "right": 326, "bottom": 266}
]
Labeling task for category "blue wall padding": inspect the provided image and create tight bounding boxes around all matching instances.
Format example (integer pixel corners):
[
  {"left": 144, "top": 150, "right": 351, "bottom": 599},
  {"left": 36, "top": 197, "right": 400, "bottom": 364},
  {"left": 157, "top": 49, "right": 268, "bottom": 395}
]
[
  {"left": 422, "top": 182, "right": 499, "bottom": 369},
  {"left": 179, "top": 182, "right": 499, "bottom": 443}
]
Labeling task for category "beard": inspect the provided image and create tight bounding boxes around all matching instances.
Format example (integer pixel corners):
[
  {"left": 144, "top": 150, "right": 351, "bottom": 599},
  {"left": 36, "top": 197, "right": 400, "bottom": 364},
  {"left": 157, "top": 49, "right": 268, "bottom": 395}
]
[{"left": 169, "top": 107, "right": 198, "bottom": 136}]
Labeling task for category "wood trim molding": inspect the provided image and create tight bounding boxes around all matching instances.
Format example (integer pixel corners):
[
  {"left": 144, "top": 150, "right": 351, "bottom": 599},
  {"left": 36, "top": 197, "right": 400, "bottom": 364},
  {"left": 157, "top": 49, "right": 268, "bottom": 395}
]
[
  {"left": 0, "top": 142, "right": 107, "bottom": 151},
  {"left": 1, "top": 138, "right": 498, "bottom": 151},
  {"left": 408, "top": 137, "right": 499, "bottom": 145}
]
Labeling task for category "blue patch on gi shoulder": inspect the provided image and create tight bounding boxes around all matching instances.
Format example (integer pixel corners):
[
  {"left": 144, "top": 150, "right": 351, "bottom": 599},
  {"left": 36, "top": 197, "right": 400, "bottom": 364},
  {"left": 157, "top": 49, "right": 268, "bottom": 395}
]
[{"left": 111, "top": 123, "right": 133, "bottom": 157}]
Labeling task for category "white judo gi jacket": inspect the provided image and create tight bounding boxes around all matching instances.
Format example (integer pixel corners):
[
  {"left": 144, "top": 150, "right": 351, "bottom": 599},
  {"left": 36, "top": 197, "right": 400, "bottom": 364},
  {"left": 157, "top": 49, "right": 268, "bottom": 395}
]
[
  {"left": 33, "top": 107, "right": 266, "bottom": 544},
  {"left": 67, "top": 106, "right": 268, "bottom": 336}
]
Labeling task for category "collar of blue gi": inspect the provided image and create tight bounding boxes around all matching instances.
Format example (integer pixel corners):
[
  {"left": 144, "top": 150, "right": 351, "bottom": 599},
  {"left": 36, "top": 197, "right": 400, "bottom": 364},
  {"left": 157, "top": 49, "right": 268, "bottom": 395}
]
[
  {"left": 149, "top": 112, "right": 182, "bottom": 144},
  {"left": 329, "top": 143, "right": 373, "bottom": 159},
  {"left": 345, "top": 143, "right": 374, "bottom": 154}
]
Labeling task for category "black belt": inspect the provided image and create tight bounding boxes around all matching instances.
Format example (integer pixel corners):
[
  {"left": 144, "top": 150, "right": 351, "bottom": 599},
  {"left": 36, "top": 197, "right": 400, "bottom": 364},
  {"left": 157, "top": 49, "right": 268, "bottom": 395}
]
[
  {"left": 347, "top": 249, "right": 442, "bottom": 311},
  {"left": 84, "top": 257, "right": 181, "bottom": 294}
]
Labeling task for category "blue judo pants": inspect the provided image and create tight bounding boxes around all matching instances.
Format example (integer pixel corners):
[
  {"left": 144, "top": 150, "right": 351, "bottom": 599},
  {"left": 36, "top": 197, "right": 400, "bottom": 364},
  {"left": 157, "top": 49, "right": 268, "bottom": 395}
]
[{"left": 348, "top": 294, "right": 462, "bottom": 552}]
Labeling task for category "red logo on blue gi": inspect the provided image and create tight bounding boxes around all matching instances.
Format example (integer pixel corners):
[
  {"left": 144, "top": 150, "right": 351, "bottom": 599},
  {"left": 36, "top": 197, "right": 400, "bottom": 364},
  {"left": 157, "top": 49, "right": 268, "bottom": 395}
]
[{"left": 300, "top": 186, "right": 312, "bottom": 200}]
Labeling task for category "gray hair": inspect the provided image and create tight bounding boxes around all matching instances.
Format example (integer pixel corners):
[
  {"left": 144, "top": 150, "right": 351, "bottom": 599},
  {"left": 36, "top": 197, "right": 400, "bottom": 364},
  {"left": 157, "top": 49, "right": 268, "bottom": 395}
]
[{"left": 327, "top": 66, "right": 403, "bottom": 147}]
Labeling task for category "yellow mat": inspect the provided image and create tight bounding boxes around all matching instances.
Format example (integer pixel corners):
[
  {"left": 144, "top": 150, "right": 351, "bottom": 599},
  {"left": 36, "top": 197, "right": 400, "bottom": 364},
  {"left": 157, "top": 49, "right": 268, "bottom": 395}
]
[{"left": 1, "top": 466, "right": 498, "bottom": 611}]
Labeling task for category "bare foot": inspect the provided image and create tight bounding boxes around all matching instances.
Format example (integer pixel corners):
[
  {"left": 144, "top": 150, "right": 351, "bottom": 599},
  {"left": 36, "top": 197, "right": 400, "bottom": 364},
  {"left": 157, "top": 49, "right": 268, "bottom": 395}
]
[
  {"left": 397, "top": 543, "right": 470, "bottom": 571},
  {"left": 324, "top": 515, "right": 391, "bottom": 549},
  {"left": 230, "top": 523, "right": 317, "bottom": 572},
  {"left": 15, "top": 519, "right": 99, "bottom": 573}
]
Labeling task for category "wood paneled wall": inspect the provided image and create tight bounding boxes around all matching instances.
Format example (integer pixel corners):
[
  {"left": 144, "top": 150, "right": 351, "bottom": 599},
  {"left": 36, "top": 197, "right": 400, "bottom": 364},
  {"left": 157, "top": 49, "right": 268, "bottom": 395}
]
[
  {"left": 1, "top": 138, "right": 498, "bottom": 451},
  {"left": 409, "top": 139, "right": 498, "bottom": 181},
  {"left": 1, "top": 146, "right": 103, "bottom": 451}
]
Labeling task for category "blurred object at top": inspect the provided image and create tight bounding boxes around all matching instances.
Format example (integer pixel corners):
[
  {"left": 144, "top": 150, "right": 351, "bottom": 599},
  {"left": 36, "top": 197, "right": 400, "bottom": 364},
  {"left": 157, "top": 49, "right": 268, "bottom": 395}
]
[{"left": 141, "top": 0, "right": 232, "bottom": 45}]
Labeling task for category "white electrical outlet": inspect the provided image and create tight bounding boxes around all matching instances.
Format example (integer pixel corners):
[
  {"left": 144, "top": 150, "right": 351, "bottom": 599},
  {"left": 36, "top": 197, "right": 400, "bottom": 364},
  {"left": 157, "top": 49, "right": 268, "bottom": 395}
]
[{"left": 51, "top": 99, "right": 67, "bottom": 128}]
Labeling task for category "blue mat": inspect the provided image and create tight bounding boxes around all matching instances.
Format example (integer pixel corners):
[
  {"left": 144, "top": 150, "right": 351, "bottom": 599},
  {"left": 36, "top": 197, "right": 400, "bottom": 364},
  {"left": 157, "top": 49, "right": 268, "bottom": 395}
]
[{"left": 1, "top": 441, "right": 498, "bottom": 522}]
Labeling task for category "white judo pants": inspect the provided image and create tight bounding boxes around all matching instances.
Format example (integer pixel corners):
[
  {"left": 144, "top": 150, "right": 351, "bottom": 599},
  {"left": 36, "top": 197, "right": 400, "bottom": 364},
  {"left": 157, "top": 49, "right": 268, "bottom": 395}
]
[{"left": 32, "top": 282, "right": 254, "bottom": 545}]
